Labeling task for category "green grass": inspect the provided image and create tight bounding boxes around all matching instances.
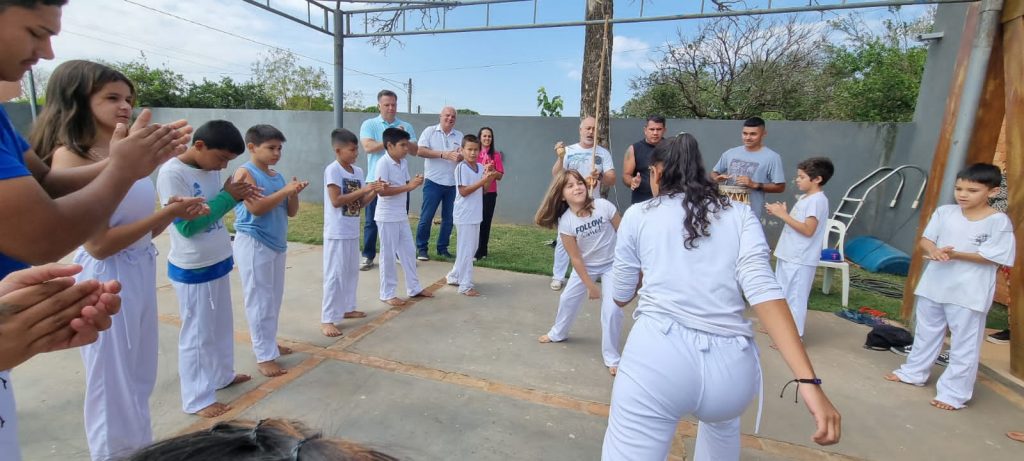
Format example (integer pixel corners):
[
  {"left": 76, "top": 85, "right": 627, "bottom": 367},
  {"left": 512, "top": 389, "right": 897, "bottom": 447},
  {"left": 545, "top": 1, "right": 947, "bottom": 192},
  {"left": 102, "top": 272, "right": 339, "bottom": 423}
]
[{"left": 232, "top": 202, "right": 1008, "bottom": 329}]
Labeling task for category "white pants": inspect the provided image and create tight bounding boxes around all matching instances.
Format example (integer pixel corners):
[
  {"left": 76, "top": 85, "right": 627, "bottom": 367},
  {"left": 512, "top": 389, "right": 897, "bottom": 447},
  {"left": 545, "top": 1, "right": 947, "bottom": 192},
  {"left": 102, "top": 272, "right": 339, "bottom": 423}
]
[
  {"left": 322, "top": 238, "right": 359, "bottom": 323},
  {"left": 0, "top": 370, "right": 20, "bottom": 461},
  {"left": 552, "top": 236, "right": 570, "bottom": 282},
  {"left": 603, "top": 315, "right": 759, "bottom": 461},
  {"left": 447, "top": 224, "right": 480, "bottom": 294},
  {"left": 377, "top": 220, "right": 423, "bottom": 299},
  {"left": 774, "top": 260, "right": 816, "bottom": 337},
  {"left": 77, "top": 245, "right": 159, "bottom": 461},
  {"left": 546, "top": 263, "right": 623, "bottom": 367},
  {"left": 173, "top": 274, "right": 236, "bottom": 414},
  {"left": 893, "top": 296, "right": 987, "bottom": 408},
  {"left": 234, "top": 233, "right": 286, "bottom": 363}
]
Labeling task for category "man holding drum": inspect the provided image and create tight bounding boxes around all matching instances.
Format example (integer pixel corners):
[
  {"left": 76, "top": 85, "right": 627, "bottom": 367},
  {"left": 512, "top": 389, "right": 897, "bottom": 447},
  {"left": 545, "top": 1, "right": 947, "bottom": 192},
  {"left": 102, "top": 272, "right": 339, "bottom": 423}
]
[{"left": 711, "top": 117, "right": 786, "bottom": 219}]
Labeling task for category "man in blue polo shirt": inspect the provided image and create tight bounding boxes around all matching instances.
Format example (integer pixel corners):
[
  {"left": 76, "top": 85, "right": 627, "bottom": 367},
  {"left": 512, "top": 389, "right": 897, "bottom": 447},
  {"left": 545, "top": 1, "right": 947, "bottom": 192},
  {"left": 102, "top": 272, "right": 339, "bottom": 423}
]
[{"left": 358, "top": 89, "right": 417, "bottom": 270}]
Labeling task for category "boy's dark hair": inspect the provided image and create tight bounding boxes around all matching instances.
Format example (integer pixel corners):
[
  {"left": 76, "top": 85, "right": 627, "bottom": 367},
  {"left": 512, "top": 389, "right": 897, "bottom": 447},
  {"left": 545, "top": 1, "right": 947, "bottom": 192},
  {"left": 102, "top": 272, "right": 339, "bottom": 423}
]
[
  {"left": 797, "top": 157, "right": 835, "bottom": 186},
  {"left": 0, "top": 0, "right": 66, "bottom": 12},
  {"left": 330, "top": 128, "right": 358, "bottom": 146},
  {"left": 245, "top": 124, "right": 286, "bottom": 146},
  {"left": 743, "top": 117, "right": 766, "bottom": 128},
  {"left": 646, "top": 115, "right": 666, "bottom": 126},
  {"left": 382, "top": 127, "right": 410, "bottom": 149},
  {"left": 377, "top": 89, "right": 398, "bottom": 101},
  {"left": 956, "top": 163, "right": 1002, "bottom": 188},
  {"left": 193, "top": 120, "right": 245, "bottom": 154},
  {"left": 462, "top": 134, "right": 480, "bottom": 148}
]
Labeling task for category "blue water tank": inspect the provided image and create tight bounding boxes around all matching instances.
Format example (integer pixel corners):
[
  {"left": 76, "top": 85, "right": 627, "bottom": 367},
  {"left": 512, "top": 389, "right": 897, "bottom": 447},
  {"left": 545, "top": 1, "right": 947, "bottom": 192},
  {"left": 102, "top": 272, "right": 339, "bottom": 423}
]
[{"left": 844, "top": 236, "right": 910, "bottom": 276}]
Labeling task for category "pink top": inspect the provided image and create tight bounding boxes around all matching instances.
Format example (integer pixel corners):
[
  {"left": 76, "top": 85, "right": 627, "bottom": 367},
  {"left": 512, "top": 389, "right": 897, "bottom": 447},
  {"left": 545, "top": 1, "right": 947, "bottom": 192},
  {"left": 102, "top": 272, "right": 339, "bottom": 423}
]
[{"left": 478, "top": 147, "right": 505, "bottom": 193}]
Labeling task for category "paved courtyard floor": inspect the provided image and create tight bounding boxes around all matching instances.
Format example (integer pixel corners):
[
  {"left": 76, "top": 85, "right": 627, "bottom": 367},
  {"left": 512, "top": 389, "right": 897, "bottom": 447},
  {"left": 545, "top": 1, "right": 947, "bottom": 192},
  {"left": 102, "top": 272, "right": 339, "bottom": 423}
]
[{"left": 11, "top": 235, "right": 1024, "bottom": 460}]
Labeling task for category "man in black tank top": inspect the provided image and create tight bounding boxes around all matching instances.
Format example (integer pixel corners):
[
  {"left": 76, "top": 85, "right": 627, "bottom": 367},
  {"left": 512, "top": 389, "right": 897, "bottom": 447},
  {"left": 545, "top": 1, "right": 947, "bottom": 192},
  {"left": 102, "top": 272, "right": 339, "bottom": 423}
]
[{"left": 622, "top": 115, "right": 666, "bottom": 204}]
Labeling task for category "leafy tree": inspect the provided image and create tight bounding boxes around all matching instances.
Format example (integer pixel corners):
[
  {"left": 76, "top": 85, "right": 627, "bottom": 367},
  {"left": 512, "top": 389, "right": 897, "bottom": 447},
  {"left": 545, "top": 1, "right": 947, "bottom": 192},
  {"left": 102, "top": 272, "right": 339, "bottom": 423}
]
[
  {"left": 110, "top": 59, "right": 187, "bottom": 107},
  {"left": 184, "top": 77, "right": 278, "bottom": 110},
  {"left": 456, "top": 108, "right": 479, "bottom": 115},
  {"left": 537, "top": 86, "right": 564, "bottom": 117},
  {"left": 251, "top": 51, "right": 332, "bottom": 111}
]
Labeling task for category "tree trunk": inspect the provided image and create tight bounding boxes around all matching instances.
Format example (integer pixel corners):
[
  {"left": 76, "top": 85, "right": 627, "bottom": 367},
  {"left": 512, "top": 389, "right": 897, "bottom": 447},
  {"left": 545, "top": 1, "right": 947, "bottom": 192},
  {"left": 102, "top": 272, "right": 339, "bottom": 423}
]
[{"left": 581, "top": 0, "right": 613, "bottom": 148}]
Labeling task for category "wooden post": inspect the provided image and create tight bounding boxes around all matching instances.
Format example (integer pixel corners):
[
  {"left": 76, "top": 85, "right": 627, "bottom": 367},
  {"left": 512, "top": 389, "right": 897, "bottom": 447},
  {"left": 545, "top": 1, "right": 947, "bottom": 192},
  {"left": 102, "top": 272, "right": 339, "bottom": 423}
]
[
  {"left": 900, "top": 5, "right": 981, "bottom": 321},
  {"left": 1001, "top": 0, "right": 1024, "bottom": 379}
]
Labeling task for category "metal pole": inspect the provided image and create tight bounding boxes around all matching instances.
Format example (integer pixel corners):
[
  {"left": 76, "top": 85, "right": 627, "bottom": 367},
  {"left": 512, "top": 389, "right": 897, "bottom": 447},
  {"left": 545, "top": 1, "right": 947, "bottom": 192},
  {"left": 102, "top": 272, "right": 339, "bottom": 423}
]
[
  {"left": 939, "top": 0, "right": 1004, "bottom": 200},
  {"left": 333, "top": 7, "right": 345, "bottom": 128},
  {"left": 407, "top": 78, "right": 412, "bottom": 113},
  {"left": 27, "top": 69, "right": 39, "bottom": 120}
]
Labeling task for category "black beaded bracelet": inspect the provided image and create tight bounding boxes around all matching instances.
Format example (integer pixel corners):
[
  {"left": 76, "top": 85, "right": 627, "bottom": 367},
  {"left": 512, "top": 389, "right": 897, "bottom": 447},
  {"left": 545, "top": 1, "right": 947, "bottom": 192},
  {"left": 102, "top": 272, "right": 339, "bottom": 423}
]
[{"left": 779, "top": 378, "right": 822, "bottom": 403}]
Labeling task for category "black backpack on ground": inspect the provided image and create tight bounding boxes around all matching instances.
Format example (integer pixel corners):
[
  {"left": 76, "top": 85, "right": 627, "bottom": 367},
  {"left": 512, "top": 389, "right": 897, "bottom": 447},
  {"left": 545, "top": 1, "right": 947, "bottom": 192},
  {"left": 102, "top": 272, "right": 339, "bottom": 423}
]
[{"left": 864, "top": 325, "right": 914, "bottom": 350}]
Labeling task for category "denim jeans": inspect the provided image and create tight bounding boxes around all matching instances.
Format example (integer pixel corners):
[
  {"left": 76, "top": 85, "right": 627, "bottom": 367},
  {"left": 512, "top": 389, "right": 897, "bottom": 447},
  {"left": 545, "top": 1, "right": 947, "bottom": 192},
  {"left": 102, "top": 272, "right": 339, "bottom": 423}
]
[
  {"left": 416, "top": 179, "right": 455, "bottom": 253},
  {"left": 361, "top": 196, "right": 379, "bottom": 259}
]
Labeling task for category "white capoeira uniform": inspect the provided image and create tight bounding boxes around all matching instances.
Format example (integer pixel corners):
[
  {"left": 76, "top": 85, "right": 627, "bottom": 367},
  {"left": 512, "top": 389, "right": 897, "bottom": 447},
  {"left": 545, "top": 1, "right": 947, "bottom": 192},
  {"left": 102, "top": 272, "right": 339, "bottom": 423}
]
[
  {"left": 604, "top": 197, "right": 782, "bottom": 461},
  {"left": 77, "top": 179, "right": 160, "bottom": 461},
  {"left": 375, "top": 153, "right": 424, "bottom": 299},
  {"left": 0, "top": 370, "right": 20, "bottom": 461},
  {"left": 322, "top": 162, "right": 365, "bottom": 322},
  {"left": 892, "top": 205, "right": 1015, "bottom": 408},
  {"left": 157, "top": 157, "right": 239, "bottom": 414},
  {"left": 552, "top": 143, "right": 614, "bottom": 283},
  {"left": 233, "top": 162, "right": 289, "bottom": 364},
  {"left": 447, "top": 161, "right": 485, "bottom": 294},
  {"left": 773, "top": 191, "right": 829, "bottom": 337},
  {"left": 545, "top": 198, "right": 623, "bottom": 367}
]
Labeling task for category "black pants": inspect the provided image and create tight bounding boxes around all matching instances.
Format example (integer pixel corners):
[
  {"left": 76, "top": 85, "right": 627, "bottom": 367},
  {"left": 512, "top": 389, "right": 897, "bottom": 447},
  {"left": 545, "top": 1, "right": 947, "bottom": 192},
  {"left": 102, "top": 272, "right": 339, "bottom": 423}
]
[{"left": 477, "top": 192, "right": 497, "bottom": 258}]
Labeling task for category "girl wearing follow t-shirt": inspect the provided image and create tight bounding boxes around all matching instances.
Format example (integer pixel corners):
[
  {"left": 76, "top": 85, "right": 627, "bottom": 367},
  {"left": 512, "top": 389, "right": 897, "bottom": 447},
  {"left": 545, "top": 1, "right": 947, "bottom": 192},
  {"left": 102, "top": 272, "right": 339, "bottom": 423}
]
[{"left": 535, "top": 170, "right": 624, "bottom": 376}]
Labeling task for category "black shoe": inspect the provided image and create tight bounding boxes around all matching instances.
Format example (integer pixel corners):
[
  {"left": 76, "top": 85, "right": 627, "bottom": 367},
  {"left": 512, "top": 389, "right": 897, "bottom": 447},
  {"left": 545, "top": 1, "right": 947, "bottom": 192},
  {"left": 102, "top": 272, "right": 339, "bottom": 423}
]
[
  {"left": 890, "top": 345, "right": 911, "bottom": 356},
  {"left": 437, "top": 251, "right": 454, "bottom": 259},
  {"left": 935, "top": 351, "right": 950, "bottom": 367},
  {"left": 417, "top": 250, "right": 429, "bottom": 261},
  {"left": 544, "top": 239, "right": 557, "bottom": 248},
  {"left": 987, "top": 329, "right": 1010, "bottom": 344}
]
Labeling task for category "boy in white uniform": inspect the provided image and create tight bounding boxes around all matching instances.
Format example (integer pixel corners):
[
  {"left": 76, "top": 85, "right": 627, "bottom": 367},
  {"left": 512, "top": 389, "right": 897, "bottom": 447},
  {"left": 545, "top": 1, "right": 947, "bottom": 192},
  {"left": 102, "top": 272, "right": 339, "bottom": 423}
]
[
  {"left": 446, "top": 134, "right": 498, "bottom": 296},
  {"left": 156, "top": 120, "right": 259, "bottom": 418},
  {"left": 885, "top": 163, "right": 1015, "bottom": 410},
  {"left": 766, "top": 157, "right": 833, "bottom": 339},
  {"left": 322, "top": 128, "right": 380, "bottom": 337},
  {"left": 375, "top": 128, "right": 434, "bottom": 306}
]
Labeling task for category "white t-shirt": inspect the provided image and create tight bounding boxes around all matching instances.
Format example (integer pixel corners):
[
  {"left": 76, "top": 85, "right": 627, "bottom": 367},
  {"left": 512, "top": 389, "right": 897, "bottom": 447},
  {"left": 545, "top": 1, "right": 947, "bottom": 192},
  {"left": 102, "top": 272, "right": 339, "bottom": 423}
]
[
  {"left": 562, "top": 143, "right": 614, "bottom": 179},
  {"left": 712, "top": 146, "right": 785, "bottom": 218},
  {"left": 0, "top": 370, "right": 18, "bottom": 461},
  {"left": 374, "top": 153, "right": 411, "bottom": 223},
  {"left": 454, "top": 161, "right": 484, "bottom": 225},
  {"left": 774, "top": 191, "right": 830, "bottom": 266},
  {"left": 417, "top": 124, "right": 463, "bottom": 186},
  {"left": 558, "top": 198, "right": 618, "bottom": 268},
  {"left": 613, "top": 197, "right": 784, "bottom": 338},
  {"left": 915, "top": 205, "right": 1016, "bottom": 312},
  {"left": 156, "top": 157, "right": 233, "bottom": 269},
  {"left": 323, "top": 161, "right": 364, "bottom": 240}
]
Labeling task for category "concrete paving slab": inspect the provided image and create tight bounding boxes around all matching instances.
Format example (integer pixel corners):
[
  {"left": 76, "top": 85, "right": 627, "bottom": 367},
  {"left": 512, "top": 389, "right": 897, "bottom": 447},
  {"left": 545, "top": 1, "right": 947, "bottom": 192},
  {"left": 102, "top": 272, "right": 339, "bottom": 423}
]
[{"left": 236, "top": 360, "right": 607, "bottom": 461}]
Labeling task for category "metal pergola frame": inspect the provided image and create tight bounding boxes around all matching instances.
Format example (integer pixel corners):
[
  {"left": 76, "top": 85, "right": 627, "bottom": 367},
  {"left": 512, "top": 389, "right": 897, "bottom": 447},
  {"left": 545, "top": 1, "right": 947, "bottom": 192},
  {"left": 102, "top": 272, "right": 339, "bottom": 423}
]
[{"left": 240, "top": 0, "right": 977, "bottom": 127}]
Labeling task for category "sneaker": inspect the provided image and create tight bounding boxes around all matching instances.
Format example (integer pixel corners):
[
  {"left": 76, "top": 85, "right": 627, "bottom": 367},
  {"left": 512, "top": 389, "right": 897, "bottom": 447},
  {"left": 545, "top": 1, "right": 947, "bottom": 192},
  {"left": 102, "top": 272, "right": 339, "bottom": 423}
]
[
  {"left": 438, "top": 251, "right": 454, "bottom": 259},
  {"left": 935, "top": 351, "right": 950, "bottom": 367},
  {"left": 987, "top": 329, "right": 1010, "bottom": 344},
  {"left": 550, "top": 279, "right": 564, "bottom": 291},
  {"left": 544, "top": 239, "right": 557, "bottom": 248},
  {"left": 359, "top": 257, "right": 373, "bottom": 271},
  {"left": 890, "top": 345, "right": 911, "bottom": 356},
  {"left": 417, "top": 250, "right": 429, "bottom": 261}
]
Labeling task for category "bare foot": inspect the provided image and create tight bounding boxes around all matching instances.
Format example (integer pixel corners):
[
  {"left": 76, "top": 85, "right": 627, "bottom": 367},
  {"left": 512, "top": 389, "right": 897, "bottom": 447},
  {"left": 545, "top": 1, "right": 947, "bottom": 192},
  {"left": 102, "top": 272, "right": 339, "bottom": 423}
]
[
  {"left": 883, "top": 373, "right": 921, "bottom": 386},
  {"left": 278, "top": 345, "right": 293, "bottom": 355},
  {"left": 1007, "top": 431, "right": 1024, "bottom": 443},
  {"left": 257, "top": 361, "right": 288, "bottom": 377},
  {"left": 609, "top": 366, "right": 618, "bottom": 376},
  {"left": 195, "top": 402, "right": 231, "bottom": 418},
  {"left": 321, "top": 323, "right": 343, "bottom": 337},
  {"left": 383, "top": 297, "right": 407, "bottom": 307},
  {"left": 538, "top": 335, "right": 553, "bottom": 343},
  {"left": 343, "top": 311, "right": 367, "bottom": 319},
  {"left": 461, "top": 289, "right": 481, "bottom": 297},
  {"left": 220, "top": 374, "right": 251, "bottom": 389},
  {"left": 930, "top": 399, "right": 959, "bottom": 411},
  {"left": 411, "top": 290, "right": 434, "bottom": 298}
]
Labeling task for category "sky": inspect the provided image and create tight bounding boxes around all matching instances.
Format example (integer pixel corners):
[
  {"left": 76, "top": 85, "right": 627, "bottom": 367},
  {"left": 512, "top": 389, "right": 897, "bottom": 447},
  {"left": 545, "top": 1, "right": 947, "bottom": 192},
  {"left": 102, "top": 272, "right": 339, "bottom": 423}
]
[{"left": 36, "top": 0, "right": 934, "bottom": 116}]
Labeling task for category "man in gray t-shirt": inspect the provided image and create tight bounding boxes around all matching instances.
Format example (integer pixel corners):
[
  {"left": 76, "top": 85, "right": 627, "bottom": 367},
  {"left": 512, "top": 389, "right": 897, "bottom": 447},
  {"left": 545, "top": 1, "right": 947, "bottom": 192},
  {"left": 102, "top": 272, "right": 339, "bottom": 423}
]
[{"left": 711, "top": 117, "right": 786, "bottom": 219}]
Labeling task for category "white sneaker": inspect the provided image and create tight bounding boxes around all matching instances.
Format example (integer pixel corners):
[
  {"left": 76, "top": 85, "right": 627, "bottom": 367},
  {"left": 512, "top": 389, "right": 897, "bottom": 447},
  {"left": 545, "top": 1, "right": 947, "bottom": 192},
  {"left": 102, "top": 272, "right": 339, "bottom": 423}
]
[
  {"left": 550, "top": 279, "right": 564, "bottom": 291},
  {"left": 359, "top": 257, "right": 373, "bottom": 271}
]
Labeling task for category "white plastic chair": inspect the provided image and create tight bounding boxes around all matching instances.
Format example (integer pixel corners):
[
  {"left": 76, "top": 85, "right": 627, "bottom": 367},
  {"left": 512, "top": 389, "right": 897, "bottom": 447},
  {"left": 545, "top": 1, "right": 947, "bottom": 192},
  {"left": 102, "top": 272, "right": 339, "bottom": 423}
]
[{"left": 818, "top": 219, "right": 850, "bottom": 307}]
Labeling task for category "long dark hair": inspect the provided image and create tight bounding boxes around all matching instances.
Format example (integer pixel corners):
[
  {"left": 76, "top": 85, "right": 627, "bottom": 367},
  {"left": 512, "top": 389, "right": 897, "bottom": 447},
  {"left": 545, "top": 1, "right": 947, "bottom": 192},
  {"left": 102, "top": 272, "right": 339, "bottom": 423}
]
[
  {"left": 650, "top": 133, "right": 730, "bottom": 249},
  {"left": 29, "top": 60, "right": 135, "bottom": 163},
  {"left": 478, "top": 127, "right": 496, "bottom": 153}
]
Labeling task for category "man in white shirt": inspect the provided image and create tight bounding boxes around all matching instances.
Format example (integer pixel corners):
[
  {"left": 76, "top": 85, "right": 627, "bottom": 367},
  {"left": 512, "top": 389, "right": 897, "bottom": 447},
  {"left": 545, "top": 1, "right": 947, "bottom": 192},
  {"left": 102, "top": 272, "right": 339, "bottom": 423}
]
[
  {"left": 358, "top": 90, "right": 417, "bottom": 270},
  {"left": 549, "top": 116, "right": 616, "bottom": 290},
  {"left": 415, "top": 106, "right": 463, "bottom": 261}
]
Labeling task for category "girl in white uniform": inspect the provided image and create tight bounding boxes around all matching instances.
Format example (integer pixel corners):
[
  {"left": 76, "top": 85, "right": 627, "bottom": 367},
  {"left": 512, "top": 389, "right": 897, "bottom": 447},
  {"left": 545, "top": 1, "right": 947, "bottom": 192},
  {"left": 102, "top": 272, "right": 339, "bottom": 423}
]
[
  {"left": 603, "top": 133, "right": 841, "bottom": 461},
  {"left": 41, "top": 60, "right": 208, "bottom": 461},
  {"left": 535, "top": 169, "right": 623, "bottom": 375}
]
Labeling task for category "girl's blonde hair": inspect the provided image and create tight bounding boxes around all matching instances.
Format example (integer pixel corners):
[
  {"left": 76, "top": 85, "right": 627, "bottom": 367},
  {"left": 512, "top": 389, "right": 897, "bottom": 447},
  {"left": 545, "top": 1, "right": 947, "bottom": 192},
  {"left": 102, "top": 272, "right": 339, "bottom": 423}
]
[{"left": 534, "top": 169, "right": 594, "bottom": 229}]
